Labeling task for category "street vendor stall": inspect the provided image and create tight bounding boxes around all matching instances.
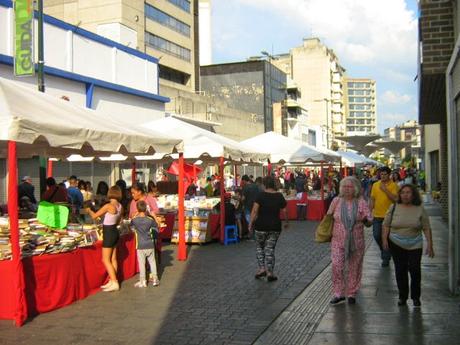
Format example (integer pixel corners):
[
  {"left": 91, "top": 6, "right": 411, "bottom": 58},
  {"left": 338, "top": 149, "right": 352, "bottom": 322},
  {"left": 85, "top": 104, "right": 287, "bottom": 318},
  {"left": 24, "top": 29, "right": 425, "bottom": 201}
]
[
  {"left": 0, "top": 77, "right": 183, "bottom": 326},
  {"left": 139, "top": 117, "right": 267, "bottom": 254}
]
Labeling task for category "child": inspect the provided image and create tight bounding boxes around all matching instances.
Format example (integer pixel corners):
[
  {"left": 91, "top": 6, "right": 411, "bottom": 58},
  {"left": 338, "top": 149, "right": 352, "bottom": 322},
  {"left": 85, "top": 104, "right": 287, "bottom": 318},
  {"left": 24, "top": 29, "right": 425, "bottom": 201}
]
[{"left": 130, "top": 200, "right": 160, "bottom": 287}]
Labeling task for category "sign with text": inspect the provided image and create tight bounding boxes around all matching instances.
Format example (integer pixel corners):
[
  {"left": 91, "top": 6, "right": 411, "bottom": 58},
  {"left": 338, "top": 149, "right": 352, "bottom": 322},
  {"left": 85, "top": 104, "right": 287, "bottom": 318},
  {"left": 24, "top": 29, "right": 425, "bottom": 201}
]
[{"left": 14, "top": 0, "right": 34, "bottom": 76}]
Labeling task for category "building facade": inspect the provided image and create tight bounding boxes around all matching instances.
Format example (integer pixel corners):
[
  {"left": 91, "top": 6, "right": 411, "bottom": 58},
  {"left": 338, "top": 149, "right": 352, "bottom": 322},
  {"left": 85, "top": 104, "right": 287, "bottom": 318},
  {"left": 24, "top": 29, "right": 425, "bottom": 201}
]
[
  {"left": 418, "top": 0, "right": 457, "bottom": 292},
  {"left": 44, "top": 0, "right": 200, "bottom": 93},
  {"left": 273, "top": 38, "right": 346, "bottom": 149},
  {"left": 0, "top": 0, "right": 171, "bottom": 203},
  {"left": 344, "top": 78, "right": 377, "bottom": 135},
  {"left": 200, "top": 60, "right": 287, "bottom": 133}
]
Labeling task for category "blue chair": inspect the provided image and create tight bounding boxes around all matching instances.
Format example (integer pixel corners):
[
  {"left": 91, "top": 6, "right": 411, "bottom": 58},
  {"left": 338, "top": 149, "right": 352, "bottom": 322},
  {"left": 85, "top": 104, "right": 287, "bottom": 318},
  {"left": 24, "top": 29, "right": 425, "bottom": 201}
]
[{"left": 224, "top": 225, "right": 239, "bottom": 245}]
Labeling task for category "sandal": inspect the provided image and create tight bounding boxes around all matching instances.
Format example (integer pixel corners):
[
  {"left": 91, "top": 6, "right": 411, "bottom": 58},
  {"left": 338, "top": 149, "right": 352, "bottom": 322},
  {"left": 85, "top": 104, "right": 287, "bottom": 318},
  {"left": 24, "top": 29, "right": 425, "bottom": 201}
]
[
  {"left": 267, "top": 275, "right": 278, "bottom": 282},
  {"left": 255, "top": 271, "right": 267, "bottom": 279}
]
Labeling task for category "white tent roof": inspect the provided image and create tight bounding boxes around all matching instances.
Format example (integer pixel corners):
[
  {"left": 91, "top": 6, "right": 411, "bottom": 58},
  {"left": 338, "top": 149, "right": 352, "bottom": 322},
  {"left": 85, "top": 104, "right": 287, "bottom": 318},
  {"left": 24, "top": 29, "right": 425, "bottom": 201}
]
[
  {"left": 0, "top": 77, "right": 182, "bottom": 158},
  {"left": 141, "top": 116, "right": 267, "bottom": 162},
  {"left": 338, "top": 150, "right": 381, "bottom": 167},
  {"left": 241, "top": 132, "right": 338, "bottom": 163}
]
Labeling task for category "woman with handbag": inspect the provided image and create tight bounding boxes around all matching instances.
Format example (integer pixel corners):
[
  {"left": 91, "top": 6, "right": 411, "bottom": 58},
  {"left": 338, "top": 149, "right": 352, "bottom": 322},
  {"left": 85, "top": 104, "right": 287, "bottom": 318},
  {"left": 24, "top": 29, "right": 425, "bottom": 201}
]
[
  {"left": 382, "top": 184, "right": 434, "bottom": 307},
  {"left": 327, "top": 176, "right": 372, "bottom": 305}
]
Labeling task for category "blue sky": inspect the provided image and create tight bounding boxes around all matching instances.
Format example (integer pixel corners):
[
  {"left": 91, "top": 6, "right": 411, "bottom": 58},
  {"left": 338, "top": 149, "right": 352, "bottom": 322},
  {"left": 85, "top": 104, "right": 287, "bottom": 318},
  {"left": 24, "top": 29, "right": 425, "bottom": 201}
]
[{"left": 210, "top": 0, "right": 419, "bottom": 134}]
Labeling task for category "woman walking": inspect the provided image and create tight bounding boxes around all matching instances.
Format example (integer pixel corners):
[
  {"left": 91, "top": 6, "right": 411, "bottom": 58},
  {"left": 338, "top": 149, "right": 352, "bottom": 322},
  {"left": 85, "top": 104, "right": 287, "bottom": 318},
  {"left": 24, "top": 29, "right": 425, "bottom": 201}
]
[
  {"left": 382, "top": 184, "right": 434, "bottom": 307},
  {"left": 328, "top": 176, "right": 372, "bottom": 305},
  {"left": 249, "top": 176, "right": 288, "bottom": 282},
  {"left": 85, "top": 185, "right": 123, "bottom": 292}
]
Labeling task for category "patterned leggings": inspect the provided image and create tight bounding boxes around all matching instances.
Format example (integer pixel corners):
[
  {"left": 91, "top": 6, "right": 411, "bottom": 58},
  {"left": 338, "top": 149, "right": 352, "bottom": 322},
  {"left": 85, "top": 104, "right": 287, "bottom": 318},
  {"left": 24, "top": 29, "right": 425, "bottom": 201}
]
[{"left": 255, "top": 231, "right": 280, "bottom": 273}]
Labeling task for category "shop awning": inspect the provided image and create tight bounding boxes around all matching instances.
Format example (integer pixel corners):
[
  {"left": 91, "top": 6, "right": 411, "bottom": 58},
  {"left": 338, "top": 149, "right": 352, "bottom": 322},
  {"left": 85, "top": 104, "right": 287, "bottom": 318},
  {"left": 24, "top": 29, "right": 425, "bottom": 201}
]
[{"left": 241, "top": 132, "right": 339, "bottom": 164}]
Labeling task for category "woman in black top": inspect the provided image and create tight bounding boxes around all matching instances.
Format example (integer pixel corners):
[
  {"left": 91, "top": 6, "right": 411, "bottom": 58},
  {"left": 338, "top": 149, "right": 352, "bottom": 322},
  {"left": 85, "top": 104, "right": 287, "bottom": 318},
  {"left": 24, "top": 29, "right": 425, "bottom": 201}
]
[{"left": 249, "top": 176, "right": 288, "bottom": 282}]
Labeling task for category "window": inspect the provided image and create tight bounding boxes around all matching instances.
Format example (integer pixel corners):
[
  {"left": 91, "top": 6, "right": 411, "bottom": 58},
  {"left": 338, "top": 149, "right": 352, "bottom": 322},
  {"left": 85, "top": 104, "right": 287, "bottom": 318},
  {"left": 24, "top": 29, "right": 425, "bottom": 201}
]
[
  {"left": 347, "top": 82, "right": 354, "bottom": 88},
  {"left": 145, "top": 32, "right": 191, "bottom": 61},
  {"left": 145, "top": 4, "right": 190, "bottom": 37},
  {"left": 167, "top": 0, "right": 190, "bottom": 12},
  {"left": 347, "top": 119, "right": 354, "bottom": 124},
  {"left": 159, "top": 65, "right": 190, "bottom": 85}
]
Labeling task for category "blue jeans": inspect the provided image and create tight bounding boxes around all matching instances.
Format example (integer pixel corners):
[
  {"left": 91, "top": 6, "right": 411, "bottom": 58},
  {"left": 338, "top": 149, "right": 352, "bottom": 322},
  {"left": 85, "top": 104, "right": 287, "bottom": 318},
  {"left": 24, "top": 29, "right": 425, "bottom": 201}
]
[{"left": 373, "top": 219, "right": 391, "bottom": 262}]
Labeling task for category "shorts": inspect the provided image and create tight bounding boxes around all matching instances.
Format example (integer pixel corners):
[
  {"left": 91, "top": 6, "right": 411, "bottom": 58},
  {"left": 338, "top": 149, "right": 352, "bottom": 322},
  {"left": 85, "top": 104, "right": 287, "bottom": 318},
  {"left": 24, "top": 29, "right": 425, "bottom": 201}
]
[{"left": 102, "top": 224, "right": 120, "bottom": 248}]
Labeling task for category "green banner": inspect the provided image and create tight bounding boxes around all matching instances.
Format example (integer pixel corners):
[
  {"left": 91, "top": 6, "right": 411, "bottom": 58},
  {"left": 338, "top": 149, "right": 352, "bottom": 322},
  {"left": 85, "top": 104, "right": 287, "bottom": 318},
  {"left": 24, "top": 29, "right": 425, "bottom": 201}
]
[{"left": 14, "top": 0, "right": 34, "bottom": 76}]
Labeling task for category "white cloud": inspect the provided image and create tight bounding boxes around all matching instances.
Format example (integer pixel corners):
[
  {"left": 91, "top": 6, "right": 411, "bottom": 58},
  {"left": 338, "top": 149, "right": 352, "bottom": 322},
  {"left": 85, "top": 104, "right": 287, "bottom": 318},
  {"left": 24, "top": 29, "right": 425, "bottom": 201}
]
[
  {"left": 380, "top": 90, "right": 412, "bottom": 104},
  {"left": 235, "top": 0, "right": 417, "bottom": 67}
]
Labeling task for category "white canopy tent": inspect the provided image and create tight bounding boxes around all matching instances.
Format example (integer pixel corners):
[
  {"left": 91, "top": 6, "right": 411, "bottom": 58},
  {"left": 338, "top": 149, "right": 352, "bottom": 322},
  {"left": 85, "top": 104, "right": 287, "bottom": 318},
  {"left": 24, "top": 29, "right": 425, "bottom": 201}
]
[
  {"left": 0, "top": 77, "right": 183, "bottom": 157},
  {"left": 140, "top": 116, "right": 268, "bottom": 163},
  {"left": 0, "top": 76, "right": 184, "bottom": 327},
  {"left": 338, "top": 151, "right": 382, "bottom": 167},
  {"left": 240, "top": 132, "right": 340, "bottom": 164},
  {"left": 335, "top": 134, "right": 382, "bottom": 152}
]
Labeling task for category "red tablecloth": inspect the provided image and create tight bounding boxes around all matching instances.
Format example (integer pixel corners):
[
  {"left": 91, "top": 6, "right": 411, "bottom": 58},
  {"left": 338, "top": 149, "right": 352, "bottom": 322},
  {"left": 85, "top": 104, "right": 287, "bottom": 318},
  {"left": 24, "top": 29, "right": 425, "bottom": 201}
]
[
  {"left": 0, "top": 233, "right": 138, "bottom": 320},
  {"left": 307, "top": 200, "right": 326, "bottom": 221},
  {"left": 279, "top": 199, "right": 326, "bottom": 221},
  {"left": 208, "top": 213, "right": 220, "bottom": 240},
  {"left": 160, "top": 212, "right": 176, "bottom": 240}
]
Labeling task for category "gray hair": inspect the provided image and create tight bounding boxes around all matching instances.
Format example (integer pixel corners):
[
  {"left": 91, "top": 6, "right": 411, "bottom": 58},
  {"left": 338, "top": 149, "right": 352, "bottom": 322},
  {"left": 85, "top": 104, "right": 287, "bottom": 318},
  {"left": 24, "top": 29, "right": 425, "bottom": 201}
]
[{"left": 339, "top": 176, "right": 361, "bottom": 198}]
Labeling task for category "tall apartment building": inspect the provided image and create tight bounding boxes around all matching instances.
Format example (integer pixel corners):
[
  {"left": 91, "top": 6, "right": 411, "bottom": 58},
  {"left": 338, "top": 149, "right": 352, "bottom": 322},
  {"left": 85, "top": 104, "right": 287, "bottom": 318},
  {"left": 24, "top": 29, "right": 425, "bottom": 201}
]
[
  {"left": 343, "top": 78, "right": 377, "bottom": 135},
  {"left": 273, "top": 38, "right": 346, "bottom": 149},
  {"left": 44, "top": 0, "right": 200, "bottom": 94}
]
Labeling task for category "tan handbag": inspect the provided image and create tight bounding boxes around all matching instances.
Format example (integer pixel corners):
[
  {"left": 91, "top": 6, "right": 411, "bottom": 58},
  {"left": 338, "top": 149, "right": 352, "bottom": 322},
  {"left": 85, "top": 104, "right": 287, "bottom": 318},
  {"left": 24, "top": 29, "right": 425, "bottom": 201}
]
[{"left": 315, "top": 213, "right": 334, "bottom": 243}]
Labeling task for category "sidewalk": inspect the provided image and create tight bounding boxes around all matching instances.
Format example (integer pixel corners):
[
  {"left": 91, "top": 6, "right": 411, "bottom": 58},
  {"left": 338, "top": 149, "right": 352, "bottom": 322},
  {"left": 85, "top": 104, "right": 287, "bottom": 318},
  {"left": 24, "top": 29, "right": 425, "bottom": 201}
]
[{"left": 255, "top": 202, "right": 460, "bottom": 345}]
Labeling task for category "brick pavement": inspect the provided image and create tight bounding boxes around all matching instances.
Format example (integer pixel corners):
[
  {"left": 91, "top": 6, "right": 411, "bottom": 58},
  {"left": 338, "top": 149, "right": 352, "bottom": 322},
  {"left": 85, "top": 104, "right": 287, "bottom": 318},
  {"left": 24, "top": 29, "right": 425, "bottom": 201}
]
[{"left": 0, "top": 220, "right": 330, "bottom": 345}]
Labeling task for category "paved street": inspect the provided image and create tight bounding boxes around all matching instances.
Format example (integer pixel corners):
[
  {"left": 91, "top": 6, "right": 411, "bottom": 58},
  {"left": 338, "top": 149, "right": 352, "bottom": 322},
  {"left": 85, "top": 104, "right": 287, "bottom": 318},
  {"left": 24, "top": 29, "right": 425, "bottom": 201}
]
[
  {"left": 256, "top": 203, "right": 460, "bottom": 345},
  {"left": 1, "top": 202, "right": 457, "bottom": 345},
  {"left": 0, "top": 219, "right": 330, "bottom": 345}
]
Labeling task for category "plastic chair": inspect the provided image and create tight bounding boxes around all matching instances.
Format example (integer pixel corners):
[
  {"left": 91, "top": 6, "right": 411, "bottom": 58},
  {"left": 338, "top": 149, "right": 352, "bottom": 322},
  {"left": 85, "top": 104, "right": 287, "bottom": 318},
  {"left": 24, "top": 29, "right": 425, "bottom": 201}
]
[{"left": 224, "top": 225, "right": 239, "bottom": 245}]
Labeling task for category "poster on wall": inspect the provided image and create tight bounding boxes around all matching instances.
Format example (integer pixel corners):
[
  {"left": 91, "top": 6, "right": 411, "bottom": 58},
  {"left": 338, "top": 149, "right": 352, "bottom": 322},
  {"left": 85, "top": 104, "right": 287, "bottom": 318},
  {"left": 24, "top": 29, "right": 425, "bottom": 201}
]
[{"left": 14, "top": 0, "right": 35, "bottom": 76}]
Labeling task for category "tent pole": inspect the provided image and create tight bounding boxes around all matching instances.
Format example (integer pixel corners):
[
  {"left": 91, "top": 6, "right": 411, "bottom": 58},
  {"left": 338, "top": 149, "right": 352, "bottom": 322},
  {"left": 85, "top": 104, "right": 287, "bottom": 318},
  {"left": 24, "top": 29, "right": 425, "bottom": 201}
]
[
  {"left": 8, "top": 141, "right": 27, "bottom": 326},
  {"left": 320, "top": 162, "right": 325, "bottom": 217},
  {"left": 131, "top": 161, "right": 136, "bottom": 186},
  {"left": 178, "top": 153, "right": 187, "bottom": 260},
  {"left": 234, "top": 165, "right": 238, "bottom": 188},
  {"left": 47, "top": 159, "right": 53, "bottom": 178},
  {"left": 328, "top": 164, "right": 332, "bottom": 192},
  {"left": 219, "top": 157, "right": 225, "bottom": 244}
]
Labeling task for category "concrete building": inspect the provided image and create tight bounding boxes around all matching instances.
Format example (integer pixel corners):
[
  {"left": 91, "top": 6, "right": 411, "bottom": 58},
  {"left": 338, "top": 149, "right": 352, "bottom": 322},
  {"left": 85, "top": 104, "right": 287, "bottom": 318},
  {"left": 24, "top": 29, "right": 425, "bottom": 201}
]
[
  {"left": 200, "top": 60, "right": 287, "bottom": 133},
  {"left": 44, "top": 0, "right": 200, "bottom": 93},
  {"left": 423, "top": 124, "right": 441, "bottom": 193},
  {"left": 273, "top": 38, "right": 346, "bottom": 149},
  {"left": 198, "top": 0, "right": 212, "bottom": 65},
  {"left": 418, "top": 0, "right": 457, "bottom": 292},
  {"left": 0, "top": 0, "right": 172, "bottom": 202},
  {"left": 343, "top": 78, "right": 377, "bottom": 135}
]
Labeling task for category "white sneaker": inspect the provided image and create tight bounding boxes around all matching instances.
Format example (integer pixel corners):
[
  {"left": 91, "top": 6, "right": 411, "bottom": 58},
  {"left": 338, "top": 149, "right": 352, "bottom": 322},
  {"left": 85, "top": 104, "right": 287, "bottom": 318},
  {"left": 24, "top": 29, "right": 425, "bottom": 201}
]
[
  {"left": 102, "top": 280, "right": 119, "bottom": 292},
  {"left": 134, "top": 280, "right": 147, "bottom": 288},
  {"left": 151, "top": 278, "right": 160, "bottom": 287},
  {"left": 100, "top": 281, "right": 111, "bottom": 289}
]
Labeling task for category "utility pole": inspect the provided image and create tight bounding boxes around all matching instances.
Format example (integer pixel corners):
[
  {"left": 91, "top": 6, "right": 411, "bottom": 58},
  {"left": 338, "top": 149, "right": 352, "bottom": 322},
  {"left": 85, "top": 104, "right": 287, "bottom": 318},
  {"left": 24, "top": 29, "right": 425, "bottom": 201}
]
[{"left": 37, "top": 0, "right": 45, "bottom": 92}]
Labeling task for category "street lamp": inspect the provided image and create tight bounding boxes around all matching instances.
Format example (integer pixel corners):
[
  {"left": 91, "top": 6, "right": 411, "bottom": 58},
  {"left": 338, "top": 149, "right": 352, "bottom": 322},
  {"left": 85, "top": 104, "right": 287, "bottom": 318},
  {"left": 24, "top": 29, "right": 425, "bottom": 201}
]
[{"left": 314, "top": 98, "right": 331, "bottom": 148}]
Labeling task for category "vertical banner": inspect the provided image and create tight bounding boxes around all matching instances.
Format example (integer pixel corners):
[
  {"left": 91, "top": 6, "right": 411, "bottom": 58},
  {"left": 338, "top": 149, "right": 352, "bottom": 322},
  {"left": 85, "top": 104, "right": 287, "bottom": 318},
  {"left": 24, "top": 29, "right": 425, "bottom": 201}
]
[{"left": 14, "top": 0, "right": 34, "bottom": 76}]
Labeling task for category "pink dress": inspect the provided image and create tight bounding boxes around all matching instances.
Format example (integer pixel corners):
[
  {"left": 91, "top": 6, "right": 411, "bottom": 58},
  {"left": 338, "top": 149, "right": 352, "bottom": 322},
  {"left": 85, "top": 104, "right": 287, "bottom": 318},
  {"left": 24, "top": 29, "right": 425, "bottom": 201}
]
[{"left": 328, "top": 197, "right": 371, "bottom": 298}]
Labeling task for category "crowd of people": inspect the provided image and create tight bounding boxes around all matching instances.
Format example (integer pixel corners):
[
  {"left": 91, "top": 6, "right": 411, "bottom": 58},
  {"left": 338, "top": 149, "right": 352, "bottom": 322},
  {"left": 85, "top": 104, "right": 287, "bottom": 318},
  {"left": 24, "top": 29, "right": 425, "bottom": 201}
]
[{"left": 15, "top": 163, "right": 434, "bottom": 303}]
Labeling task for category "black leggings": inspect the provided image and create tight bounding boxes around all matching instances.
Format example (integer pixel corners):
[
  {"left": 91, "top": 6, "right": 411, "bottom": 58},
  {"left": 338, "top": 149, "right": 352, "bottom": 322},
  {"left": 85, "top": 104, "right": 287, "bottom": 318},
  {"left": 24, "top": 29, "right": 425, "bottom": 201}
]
[{"left": 389, "top": 240, "right": 422, "bottom": 300}]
